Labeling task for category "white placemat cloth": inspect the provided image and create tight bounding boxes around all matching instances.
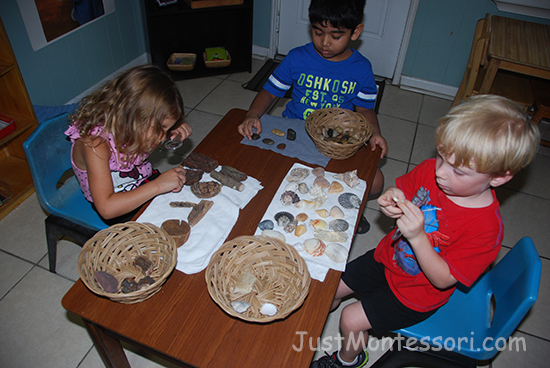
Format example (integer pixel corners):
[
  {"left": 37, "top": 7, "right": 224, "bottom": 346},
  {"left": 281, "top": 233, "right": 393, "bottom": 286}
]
[
  {"left": 254, "top": 163, "right": 366, "bottom": 281},
  {"left": 138, "top": 169, "right": 263, "bottom": 274}
]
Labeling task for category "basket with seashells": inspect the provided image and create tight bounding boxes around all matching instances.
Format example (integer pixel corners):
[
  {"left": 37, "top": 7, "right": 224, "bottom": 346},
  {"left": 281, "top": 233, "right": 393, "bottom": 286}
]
[
  {"left": 205, "top": 235, "right": 311, "bottom": 323},
  {"left": 305, "top": 107, "right": 374, "bottom": 159}
]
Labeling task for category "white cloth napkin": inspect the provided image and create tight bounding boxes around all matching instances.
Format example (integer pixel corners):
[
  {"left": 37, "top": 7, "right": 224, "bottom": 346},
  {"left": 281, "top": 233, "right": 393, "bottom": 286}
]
[
  {"left": 138, "top": 168, "right": 263, "bottom": 274},
  {"left": 254, "top": 163, "right": 366, "bottom": 281}
]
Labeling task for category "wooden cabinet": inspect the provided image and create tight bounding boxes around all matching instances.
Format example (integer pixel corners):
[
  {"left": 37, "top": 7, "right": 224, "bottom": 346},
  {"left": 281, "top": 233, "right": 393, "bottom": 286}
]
[
  {"left": 143, "top": 0, "right": 253, "bottom": 80},
  {"left": 0, "top": 18, "right": 38, "bottom": 220}
]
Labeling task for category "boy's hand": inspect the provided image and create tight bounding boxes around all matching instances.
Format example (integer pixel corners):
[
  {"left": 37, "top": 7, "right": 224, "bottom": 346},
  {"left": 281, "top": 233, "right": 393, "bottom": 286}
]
[
  {"left": 395, "top": 200, "right": 425, "bottom": 242},
  {"left": 238, "top": 115, "right": 263, "bottom": 140},
  {"left": 157, "top": 167, "right": 186, "bottom": 194},
  {"left": 378, "top": 187, "right": 405, "bottom": 218},
  {"left": 369, "top": 132, "right": 388, "bottom": 158}
]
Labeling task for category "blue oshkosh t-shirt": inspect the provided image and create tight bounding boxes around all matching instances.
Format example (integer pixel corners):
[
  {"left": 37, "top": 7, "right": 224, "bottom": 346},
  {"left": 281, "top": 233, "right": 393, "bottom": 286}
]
[{"left": 263, "top": 42, "right": 377, "bottom": 120}]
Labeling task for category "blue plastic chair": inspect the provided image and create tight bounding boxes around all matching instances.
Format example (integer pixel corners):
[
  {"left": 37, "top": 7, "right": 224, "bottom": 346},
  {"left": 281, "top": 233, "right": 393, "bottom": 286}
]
[
  {"left": 23, "top": 113, "right": 108, "bottom": 273},
  {"left": 371, "top": 236, "right": 542, "bottom": 367}
]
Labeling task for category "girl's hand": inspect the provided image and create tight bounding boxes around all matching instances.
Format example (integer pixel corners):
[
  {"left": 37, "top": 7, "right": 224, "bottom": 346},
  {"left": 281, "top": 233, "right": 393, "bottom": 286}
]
[
  {"left": 238, "top": 115, "right": 262, "bottom": 140},
  {"left": 395, "top": 200, "right": 425, "bottom": 242},
  {"left": 157, "top": 167, "right": 187, "bottom": 193},
  {"left": 378, "top": 188, "right": 406, "bottom": 218},
  {"left": 171, "top": 123, "right": 192, "bottom": 141}
]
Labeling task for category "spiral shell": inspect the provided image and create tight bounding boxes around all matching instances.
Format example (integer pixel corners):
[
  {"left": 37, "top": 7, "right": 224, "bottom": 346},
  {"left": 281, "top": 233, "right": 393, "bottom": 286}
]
[
  {"left": 294, "top": 225, "right": 307, "bottom": 237},
  {"left": 315, "top": 209, "right": 329, "bottom": 218},
  {"left": 281, "top": 190, "right": 300, "bottom": 206},
  {"left": 258, "top": 219, "right": 274, "bottom": 231},
  {"left": 298, "top": 182, "right": 309, "bottom": 194},
  {"left": 328, "top": 181, "right": 344, "bottom": 194}
]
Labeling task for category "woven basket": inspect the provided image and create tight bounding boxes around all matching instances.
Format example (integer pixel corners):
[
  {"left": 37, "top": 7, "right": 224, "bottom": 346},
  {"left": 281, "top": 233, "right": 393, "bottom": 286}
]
[
  {"left": 206, "top": 235, "right": 311, "bottom": 323},
  {"left": 166, "top": 53, "right": 197, "bottom": 71},
  {"left": 78, "top": 222, "right": 177, "bottom": 304},
  {"left": 203, "top": 50, "right": 231, "bottom": 68},
  {"left": 305, "top": 108, "right": 374, "bottom": 159}
]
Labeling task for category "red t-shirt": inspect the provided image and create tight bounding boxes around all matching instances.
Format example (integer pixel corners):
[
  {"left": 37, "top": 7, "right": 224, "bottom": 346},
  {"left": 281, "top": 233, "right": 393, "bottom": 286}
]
[{"left": 374, "top": 159, "right": 502, "bottom": 312}]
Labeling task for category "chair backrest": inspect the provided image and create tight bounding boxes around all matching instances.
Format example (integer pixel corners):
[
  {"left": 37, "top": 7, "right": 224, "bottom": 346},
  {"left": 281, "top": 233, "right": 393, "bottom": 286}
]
[
  {"left": 395, "top": 236, "right": 541, "bottom": 361},
  {"left": 23, "top": 113, "right": 107, "bottom": 231}
]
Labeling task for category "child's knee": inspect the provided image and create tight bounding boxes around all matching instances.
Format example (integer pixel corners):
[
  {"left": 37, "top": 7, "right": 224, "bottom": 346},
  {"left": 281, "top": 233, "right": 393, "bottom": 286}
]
[{"left": 368, "top": 168, "right": 384, "bottom": 199}]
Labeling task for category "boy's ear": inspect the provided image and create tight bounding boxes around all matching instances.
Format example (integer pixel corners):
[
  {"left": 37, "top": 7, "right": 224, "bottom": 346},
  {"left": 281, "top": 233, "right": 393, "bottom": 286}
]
[
  {"left": 351, "top": 23, "right": 364, "bottom": 41},
  {"left": 490, "top": 171, "right": 513, "bottom": 188}
]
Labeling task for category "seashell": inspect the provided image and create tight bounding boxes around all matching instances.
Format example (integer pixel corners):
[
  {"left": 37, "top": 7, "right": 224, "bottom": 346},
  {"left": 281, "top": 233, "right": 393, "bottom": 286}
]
[
  {"left": 294, "top": 225, "right": 307, "bottom": 237},
  {"left": 274, "top": 211, "right": 294, "bottom": 227},
  {"left": 284, "top": 219, "right": 298, "bottom": 233},
  {"left": 314, "top": 229, "right": 349, "bottom": 243},
  {"left": 94, "top": 271, "right": 119, "bottom": 293},
  {"left": 328, "top": 181, "right": 344, "bottom": 194},
  {"left": 338, "top": 193, "right": 361, "bottom": 209},
  {"left": 329, "top": 219, "right": 350, "bottom": 232},
  {"left": 262, "top": 138, "right": 275, "bottom": 145},
  {"left": 296, "top": 213, "right": 309, "bottom": 222},
  {"left": 309, "top": 184, "right": 326, "bottom": 198},
  {"left": 325, "top": 243, "right": 348, "bottom": 263},
  {"left": 286, "top": 168, "right": 309, "bottom": 182},
  {"left": 280, "top": 190, "right": 300, "bottom": 205},
  {"left": 295, "top": 195, "right": 327, "bottom": 210},
  {"left": 309, "top": 219, "right": 327, "bottom": 230},
  {"left": 298, "top": 182, "right": 309, "bottom": 194},
  {"left": 314, "top": 176, "right": 330, "bottom": 189},
  {"left": 232, "top": 270, "right": 257, "bottom": 294},
  {"left": 251, "top": 133, "right": 261, "bottom": 140},
  {"left": 312, "top": 167, "right": 325, "bottom": 177},
  {"left": 258, "top": 219, "right": 274, "bottom": 231},
  {"left": 315, "top": 209, "right": 329, "bottom": 218},
  {"left": 304, "top": 238, "right": 327, "bottom": 257},
  {"left": 262, "top": 229, "right": 286, "bottom": 242},
  {"left": 330, "top": 206, "right": 345, "bottom": 219},
  {"left": 231, "top": 300, "right": 252, "bottom": 314},
  {"left": 334, "top": 170, "right": 360, "bottom": 188},
  {"left": 272, "top": 128, "right": 285, "bottom": 136},
  {"left": 260, "top": 302, "right": 278, "bottom": 316},
  {"left": 285, "top": 182, "right": 299, "bottom": 192}
]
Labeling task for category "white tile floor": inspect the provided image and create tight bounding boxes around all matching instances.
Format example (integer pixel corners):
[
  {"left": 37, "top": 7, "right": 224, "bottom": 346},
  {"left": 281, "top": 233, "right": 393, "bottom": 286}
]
[{"left": 1, "top": 57, "right": 549, "bottom": 367}]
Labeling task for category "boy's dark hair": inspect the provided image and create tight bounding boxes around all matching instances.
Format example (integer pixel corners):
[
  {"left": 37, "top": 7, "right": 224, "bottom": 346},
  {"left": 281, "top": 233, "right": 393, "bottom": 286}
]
[{"left": 309, "top": 0, "right": 366, "bottom": 31}]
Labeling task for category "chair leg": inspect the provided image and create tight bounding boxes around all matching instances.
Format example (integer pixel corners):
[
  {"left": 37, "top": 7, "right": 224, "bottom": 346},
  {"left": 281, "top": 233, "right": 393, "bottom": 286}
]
[
  {"left": 45, "top": 215, "right": 98, "bottom": 273},
  {"left": 370, "top": 340, "right": 476, "bottom": 368}
]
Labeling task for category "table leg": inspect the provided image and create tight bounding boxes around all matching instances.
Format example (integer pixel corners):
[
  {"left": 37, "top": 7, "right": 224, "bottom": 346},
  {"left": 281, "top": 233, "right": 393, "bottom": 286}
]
[
  {"left": 479, "top": 58, "right": 500, "bottom": 94},
  {"left": 85, "top": 321, "right": 131, "bottom": 368}
]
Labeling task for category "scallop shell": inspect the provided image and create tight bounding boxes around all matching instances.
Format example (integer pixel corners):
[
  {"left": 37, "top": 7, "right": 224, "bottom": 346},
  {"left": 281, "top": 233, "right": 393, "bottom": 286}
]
[
  {"left": 329, "top": 219, "right": 349, "bottom": 232},
  {"left": 258, "top": 219, "right": 274, "bottom": 231},
  {"left": 285, "top": 182, "right": 299, "bottom": 192},
  {"left": 309, "top": 184, "right": 326, "bottom": 198},
  {"left": 304, "top": 238, "right": 327, "bottom": 257},
  {"left": 286, "top": 168, "right": 310, "bottom": 182},
  {"left": 280, "top": 190, "right": 300, "bottom": 205},
  {"left": 325, "top": 243, "right": 348, "bottom": 263},
  {"left": 294, "top": 224, "right": 307, "bottom": 237},
  {"left": 312, "top": 167, "right": 325, "bottom": 177},
  {"left": 284, "top": 219, "right": 298, "bottom": 233},
  {"left": 309, "top": 219, "right": 327, "bottom": 230},
  {"left": 313, "top": 229, "right": 349, "bottom": 243},
  {"left": 330, "top": 206, "right": 345, "bottom": 219},
  {"left": 261, "top": 229, "right": 286, "bottom": 242},
  {"left": 296, "top": 213, "right": 309, "bottom": 222},
  {"left": 274, "top": 211, "right": 294, "bottom": 227},
  {"left": 334, "top": 170, "right": 360, "bottom": 188},
  {"left": 231, "top": 300, "right": 252, "bottom": 313},
  {"left": 315, "top": 209, "right": 329, "bottom": 218},
  {"left": 260, "top": 302, "right": 278, "bottom": 316},
  {"left": 314, "top": 176, "right": 330, "bottom": 189},
  {"left": 298, "top": 182, "right": 309, "bottom": 194},
  {"left": 328, "top": 181, "right": 344, "bottom": 194},
  {"left": 338, "top": 193, "right": 361, "bottom": 209}
]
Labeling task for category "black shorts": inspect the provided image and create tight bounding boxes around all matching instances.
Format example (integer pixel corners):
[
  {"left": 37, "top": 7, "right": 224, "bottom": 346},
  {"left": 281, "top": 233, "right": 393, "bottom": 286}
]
[{"left": 341, "top": 249, "right": 437, "bottom": 335}]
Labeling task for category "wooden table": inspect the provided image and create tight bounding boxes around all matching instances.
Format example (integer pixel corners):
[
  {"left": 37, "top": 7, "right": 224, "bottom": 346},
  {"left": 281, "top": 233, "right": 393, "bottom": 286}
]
[
  {"left": 62, "top": 109, "right": 381, "bottom": 368},
  {"left": 479, "top": 15, "right": 550, "bottom": 94}
]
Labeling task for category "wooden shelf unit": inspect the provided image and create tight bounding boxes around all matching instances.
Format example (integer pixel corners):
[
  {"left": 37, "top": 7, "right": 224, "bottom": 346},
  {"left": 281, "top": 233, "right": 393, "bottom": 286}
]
[{"left": 0, "top": 17, "right": 38, "bottom": 220}]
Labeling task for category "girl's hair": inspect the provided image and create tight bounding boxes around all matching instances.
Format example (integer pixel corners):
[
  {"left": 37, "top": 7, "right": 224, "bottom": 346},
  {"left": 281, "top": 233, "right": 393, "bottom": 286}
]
[
  {"left": 436, "top": 95, "right": 540, "bottom": 176},
  {"left": 309, "top": 0, "right": 366, "bottom": 31},
  {"left": 71, "top": 65, "right": 184, "bottom": 163}
]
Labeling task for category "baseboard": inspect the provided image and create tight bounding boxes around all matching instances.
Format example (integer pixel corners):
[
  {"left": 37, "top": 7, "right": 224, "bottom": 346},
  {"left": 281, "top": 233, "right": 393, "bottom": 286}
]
[
  {"left": 66, "top": 54, "right": 149, "bottom": 104},
  {"left": 252, "top": 45, "right": 270, "bottom": 58},
  {"left": 399, "top": 76, "right": 458, "bottom": 101}
]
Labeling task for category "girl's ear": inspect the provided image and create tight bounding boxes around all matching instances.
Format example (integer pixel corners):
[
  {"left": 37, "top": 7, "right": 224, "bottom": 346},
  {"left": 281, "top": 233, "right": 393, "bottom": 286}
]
[
  {"left": 351, "top": 23, "right": 364, "bottom": 41},
  {"left": 490, "top": 171, "right": 513, "bottom": 188}
]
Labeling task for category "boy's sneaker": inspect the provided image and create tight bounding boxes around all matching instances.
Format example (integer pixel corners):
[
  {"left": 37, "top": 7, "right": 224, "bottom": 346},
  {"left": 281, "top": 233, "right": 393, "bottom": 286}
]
[{"left": 310, "top": 350, "right": 368, "bottom": 368}]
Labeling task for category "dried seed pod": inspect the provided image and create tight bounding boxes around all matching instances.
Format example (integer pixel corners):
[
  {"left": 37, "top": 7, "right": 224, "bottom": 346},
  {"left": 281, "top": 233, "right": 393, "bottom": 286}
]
[
  {"left": 134, "top": 256, "right": 153, "bottom": 275},
  {"left": 94, "top": 271, "right": 119, "bottom": 293}
]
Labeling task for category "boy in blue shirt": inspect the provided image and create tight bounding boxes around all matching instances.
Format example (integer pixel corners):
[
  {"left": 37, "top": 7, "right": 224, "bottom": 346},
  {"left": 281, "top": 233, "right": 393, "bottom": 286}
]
[{"left": 238, "top": 0, "right": 387, "bottom": 231}]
